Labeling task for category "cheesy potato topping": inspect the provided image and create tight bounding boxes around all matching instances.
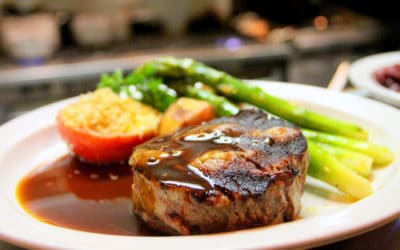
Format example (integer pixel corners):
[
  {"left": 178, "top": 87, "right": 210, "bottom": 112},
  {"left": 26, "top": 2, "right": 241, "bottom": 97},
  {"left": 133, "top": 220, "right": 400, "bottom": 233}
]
[{"left": 59, "top": 88, "right": 160, "bottom": 137}]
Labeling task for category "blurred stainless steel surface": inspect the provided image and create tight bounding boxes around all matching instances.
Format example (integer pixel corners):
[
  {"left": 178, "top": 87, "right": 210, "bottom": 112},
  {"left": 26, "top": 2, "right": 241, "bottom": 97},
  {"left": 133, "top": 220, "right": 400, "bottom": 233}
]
[{"left": 0, "top": 42, "right": 291, "bottom": 87}]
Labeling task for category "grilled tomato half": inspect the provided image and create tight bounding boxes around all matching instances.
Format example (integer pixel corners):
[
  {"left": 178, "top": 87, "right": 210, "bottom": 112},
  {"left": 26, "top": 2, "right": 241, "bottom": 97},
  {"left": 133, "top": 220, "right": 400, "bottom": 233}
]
[{"left": 57, "top": 88, "right": 161, "bottom": 164}]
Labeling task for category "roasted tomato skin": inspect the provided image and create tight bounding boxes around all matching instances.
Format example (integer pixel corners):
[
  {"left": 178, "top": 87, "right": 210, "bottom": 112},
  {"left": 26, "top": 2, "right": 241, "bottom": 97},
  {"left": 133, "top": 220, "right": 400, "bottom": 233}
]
[
  {"left": 56, "top": 114, "right": 155, "bottom": 165},
  {"left": 55, "top": 88, "right": 160, "bottom": 165}
]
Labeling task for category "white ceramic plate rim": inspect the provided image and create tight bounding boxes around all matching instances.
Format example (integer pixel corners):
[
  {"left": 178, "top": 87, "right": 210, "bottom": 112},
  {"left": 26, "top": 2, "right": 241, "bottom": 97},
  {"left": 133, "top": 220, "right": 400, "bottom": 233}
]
[
  {"left": 349, "top": 51, "right": 400, "bottom": 106},
  {"left": 0, "top": 81, "right": 400, "bottom": 250}
]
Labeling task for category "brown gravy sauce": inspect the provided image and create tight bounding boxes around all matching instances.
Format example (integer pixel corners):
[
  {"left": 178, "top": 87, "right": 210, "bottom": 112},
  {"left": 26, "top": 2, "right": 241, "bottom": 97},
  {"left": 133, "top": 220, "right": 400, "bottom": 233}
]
[
  {"left": 17, "top": 155, "right": 158, "bottom": 236},
  {"left": 17, "top": 125, "right": 245, "bottom": 236}
]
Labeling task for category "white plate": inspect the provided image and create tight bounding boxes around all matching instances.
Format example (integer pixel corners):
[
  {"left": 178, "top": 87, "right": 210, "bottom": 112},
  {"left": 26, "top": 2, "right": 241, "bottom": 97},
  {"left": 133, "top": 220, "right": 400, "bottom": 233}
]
[
  {"left": 349, "top": 51, "right": 400, "bottom": 107},
  {"left": 1, "top": 81, "right": 400, "bottom": 250}
]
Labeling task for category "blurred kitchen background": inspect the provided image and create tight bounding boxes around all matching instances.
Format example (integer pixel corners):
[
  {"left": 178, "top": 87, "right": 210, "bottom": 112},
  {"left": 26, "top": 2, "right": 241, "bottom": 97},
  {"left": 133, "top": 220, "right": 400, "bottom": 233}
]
[{"left": 0, "top": 0, "right": 398, "bottom": 124}]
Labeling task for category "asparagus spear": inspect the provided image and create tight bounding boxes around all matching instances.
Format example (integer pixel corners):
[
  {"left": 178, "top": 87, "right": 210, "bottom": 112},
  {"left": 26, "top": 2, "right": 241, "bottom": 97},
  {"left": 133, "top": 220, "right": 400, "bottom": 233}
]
[
  {"left": 315, "top": 142, "right": 372, "bottom": 177},
  {"left": 185, "top": 86, "right": 240, "bottom": 117},
  {"left": 308, "top": 141, "right": 373, "bottom": 200},
  {"left": 136, "top": 57, "right": 369, "bottom": 140},
  {"left": 303, "top": 129, "right": 393, "bottom": 166}
]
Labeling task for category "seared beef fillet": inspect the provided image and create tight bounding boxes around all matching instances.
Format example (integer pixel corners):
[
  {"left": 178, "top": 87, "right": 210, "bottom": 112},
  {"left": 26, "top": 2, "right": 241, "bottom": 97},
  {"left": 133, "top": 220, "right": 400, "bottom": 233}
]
[{"left": 129, "top": 109, "right": 309, "bottom": 235}]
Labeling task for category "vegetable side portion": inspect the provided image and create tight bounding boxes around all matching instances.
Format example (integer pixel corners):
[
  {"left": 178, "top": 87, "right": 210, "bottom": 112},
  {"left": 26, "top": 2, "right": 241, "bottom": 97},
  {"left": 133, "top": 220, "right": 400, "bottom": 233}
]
[
  {"left": 97, "top": 56, "right": 394, "bottom": 200},
  {"left": 136, "top": 57, "right": 368, "bottom": 140},
  {"left": 57, "top": 88, "right": 161, "bottom": 164}
]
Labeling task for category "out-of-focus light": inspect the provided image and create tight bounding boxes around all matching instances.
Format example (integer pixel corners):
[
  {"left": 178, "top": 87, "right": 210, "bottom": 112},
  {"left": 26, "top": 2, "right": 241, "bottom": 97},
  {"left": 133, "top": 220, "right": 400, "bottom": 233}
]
[
  {"left": 18, "top": 58, "right": 44, "bottom": 67},
  {"left": 224, "top": 37, "right": 242, "bottom": 51},
  {"left": 314, "top": 16, "right": 328, "bottom": 31},
  {"left": 216, "top": 37, "right": 242, "bottom": 51}
]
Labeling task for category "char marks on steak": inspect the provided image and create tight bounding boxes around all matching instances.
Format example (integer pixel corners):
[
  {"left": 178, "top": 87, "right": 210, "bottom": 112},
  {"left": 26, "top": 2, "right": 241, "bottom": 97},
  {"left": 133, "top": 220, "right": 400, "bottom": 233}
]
[{"left": 129, "top": 109, "right": 309, "bottom": 235}]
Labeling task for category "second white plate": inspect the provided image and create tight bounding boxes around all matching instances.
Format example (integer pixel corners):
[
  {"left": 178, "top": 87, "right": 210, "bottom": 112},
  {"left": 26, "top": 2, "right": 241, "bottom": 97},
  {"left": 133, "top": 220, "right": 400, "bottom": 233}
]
[{"left": 349, "top": 51, "right": 400, "bottom": 107}]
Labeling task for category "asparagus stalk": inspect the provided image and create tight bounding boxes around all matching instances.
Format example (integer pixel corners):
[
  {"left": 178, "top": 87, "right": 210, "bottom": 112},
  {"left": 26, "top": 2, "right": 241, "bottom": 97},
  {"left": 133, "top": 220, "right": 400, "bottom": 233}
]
[
  {"left": 185, "top": 86, "right": 240, "bottom": 117},
  {"left": 308, "top": 141, "right": 373, "bottom": 200},
  {"left": 137, "top": 57, "right": 369, "bottom": 140},
  {"left": 315, "top": 142, "right": 372, "bottom": 177},
  {"left": 303, "top": 129, "right": 393, "bottom": 166}
]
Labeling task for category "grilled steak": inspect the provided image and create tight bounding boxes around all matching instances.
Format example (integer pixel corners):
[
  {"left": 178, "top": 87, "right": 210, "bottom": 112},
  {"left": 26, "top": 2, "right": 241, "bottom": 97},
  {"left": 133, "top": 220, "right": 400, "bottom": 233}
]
[{"left": 129, "top": 109, "right": 309, "bottom": 235}]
